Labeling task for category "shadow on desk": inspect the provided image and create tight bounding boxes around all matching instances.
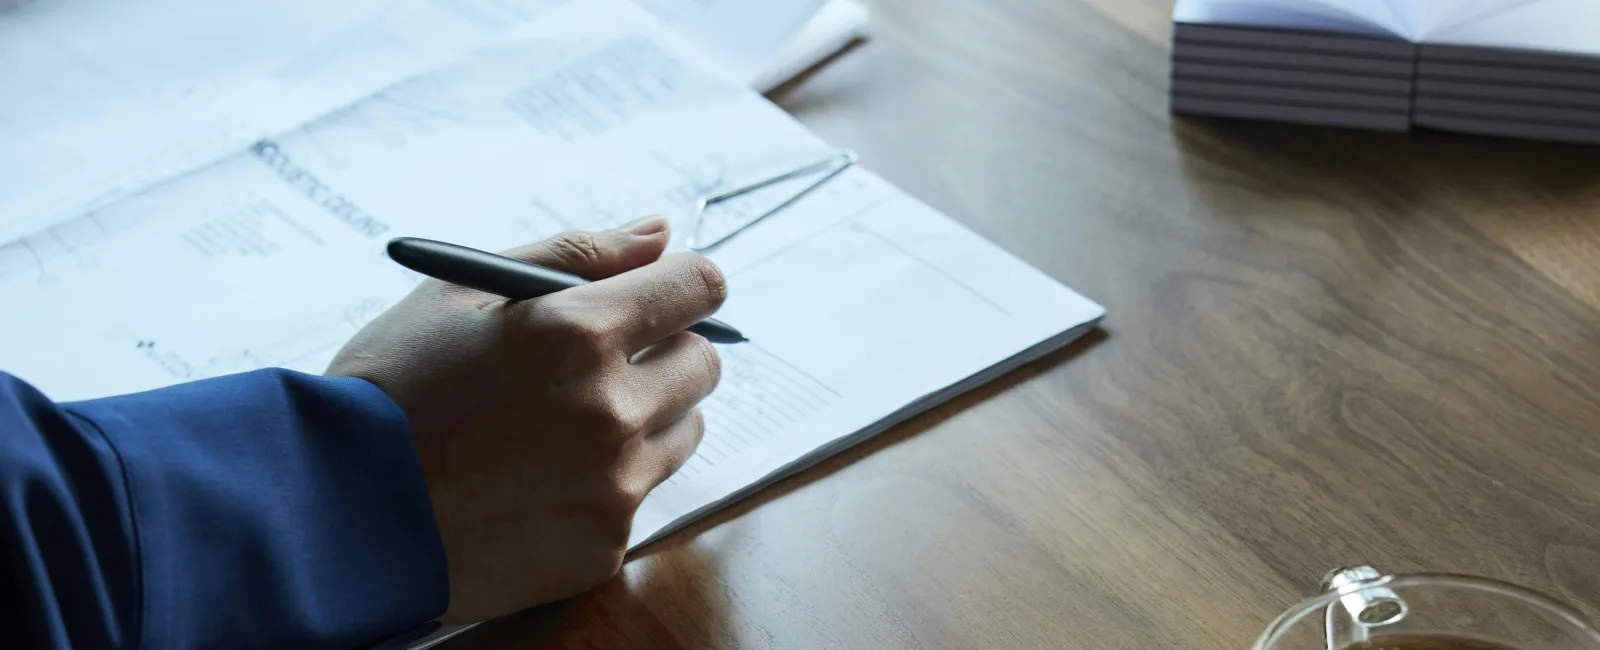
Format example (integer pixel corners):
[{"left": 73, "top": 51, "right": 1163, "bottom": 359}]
[
  {"left": 1170, "top": 116, "right": 1600, "bottom": 216},
  {"left": 1167, "top": 115, "right": 1600, "bottom": 317},
  {"left": 632, "top": 326, "right": 1110, "bottom": 560},
  {"left": 435, "top": 329, "right": 1107, "bottom": 648},
  {"left": 440, "top": 539, "right": 735, "bottom": 649}
]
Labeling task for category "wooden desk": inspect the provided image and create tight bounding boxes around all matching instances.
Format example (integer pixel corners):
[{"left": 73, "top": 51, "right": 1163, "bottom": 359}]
[{"left": 448, "top": 0, "right": 1600, "bottom": 646}]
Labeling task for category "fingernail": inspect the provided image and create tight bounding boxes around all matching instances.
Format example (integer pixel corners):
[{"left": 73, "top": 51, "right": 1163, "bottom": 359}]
[{"left": 622, "top": 215, "right": 669, "bottom": 236}]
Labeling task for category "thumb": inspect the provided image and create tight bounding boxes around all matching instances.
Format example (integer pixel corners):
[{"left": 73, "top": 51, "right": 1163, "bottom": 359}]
[{"left": 502, "top": 215, "right": 670, "bottom": 280}]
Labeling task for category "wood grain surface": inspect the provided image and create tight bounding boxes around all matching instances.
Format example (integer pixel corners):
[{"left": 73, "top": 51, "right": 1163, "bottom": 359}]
[{"left": 444, "top": 0, "right": 1600, "bottom": 647}]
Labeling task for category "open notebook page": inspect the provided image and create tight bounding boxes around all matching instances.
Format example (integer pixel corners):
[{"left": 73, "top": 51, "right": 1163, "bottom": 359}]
[
  {"left": 1418, "top": 0, "right": 1544, "bottom": 38},
  {"left": 1424, "top": 0, "right": 1600, "bottom": 55},
  {"left": 0, "top": 0, "right": 1103, "bottom": 544},
  {"left": 1172, "top": 0, "right": 1587, "bottom": 44},
  {"left": 1173, "top": 0, "right": 1407, "bottom": 36}
]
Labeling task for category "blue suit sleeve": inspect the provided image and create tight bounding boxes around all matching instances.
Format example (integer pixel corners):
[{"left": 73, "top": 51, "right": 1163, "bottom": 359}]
[{"left": 0, "top": 369, "right": 450, "bottom": 649}]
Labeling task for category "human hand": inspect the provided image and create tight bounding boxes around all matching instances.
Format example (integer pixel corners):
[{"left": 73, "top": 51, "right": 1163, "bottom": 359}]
[{"left": 326, "top": 216, "right": 726, "bottom": 623}]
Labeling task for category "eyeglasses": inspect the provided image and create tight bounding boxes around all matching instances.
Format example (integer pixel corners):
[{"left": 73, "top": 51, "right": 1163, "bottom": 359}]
[{"left": 685, "top": 147, "right": 858, "bottom": 252}]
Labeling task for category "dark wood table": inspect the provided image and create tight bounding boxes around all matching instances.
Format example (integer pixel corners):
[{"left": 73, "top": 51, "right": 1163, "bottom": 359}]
[{"left": 448, "top": 0, "right": 1600, "bottom": 646}]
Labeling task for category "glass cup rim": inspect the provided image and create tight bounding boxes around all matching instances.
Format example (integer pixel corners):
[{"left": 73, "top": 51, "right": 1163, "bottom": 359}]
[{"left": 1253, "top": 572, "right": 1600, "bottom": 650}]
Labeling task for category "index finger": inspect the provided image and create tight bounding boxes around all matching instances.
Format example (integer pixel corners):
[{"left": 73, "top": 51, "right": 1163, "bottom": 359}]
[{"left": 544, "top": 252, "right": 729, "bottom": 353}]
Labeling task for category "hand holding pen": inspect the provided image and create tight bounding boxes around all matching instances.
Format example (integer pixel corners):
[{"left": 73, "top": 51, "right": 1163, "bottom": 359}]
[{"left": 326, "top": 216, "right": 731, "bottom": 623}]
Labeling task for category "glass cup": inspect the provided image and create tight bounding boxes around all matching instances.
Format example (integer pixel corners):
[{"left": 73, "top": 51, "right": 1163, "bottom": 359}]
[{"left": 1254, "top": 565, "right": 1600, "bottom": 650}]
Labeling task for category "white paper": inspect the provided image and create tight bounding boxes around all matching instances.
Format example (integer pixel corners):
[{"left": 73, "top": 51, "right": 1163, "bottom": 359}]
[
  {"left": 0, "top": 0, "right": 573, "bottom": 248},
  {"left": 633, "top": 0, "right": 829, "bottom": 83},
  {"left": 1172, "top": 0, "right": 1591, "bottom": 46},
  {"left": 1172, "top": 0, "right": 1406, "bottom": 36},
  {"left": 1425, "top": 0, "right": 1600, "bottom": 55},
  {"left": 0, "top": 0, "right": 1101, "bottom": 550},
  {"left": 750, "top": 0, "right": 870, "bottom": 93},
  {"left": 0, "top": 0, "right": 855, "bottom": 251},
  {"left": 1420, "top": 0, "right": 1545, "bottom": 37}
]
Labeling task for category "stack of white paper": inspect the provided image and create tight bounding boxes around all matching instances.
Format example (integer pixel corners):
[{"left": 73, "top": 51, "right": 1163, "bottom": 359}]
[
  {"left": 1170, "top": 0, "right": 1600, "bottom": 144},
  {"left": 1170, "top": 16, "right": 1417, "bottom": 131}
]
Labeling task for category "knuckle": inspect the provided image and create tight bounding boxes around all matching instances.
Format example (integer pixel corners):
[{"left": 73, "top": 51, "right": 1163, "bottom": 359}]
[
  {"left": 596, "top": 481, "right": 637, "bottom": 540},
  {"left": 598, "top": 470, "right": 636, "bottom": 512},
  {"left": 608, "top": 465, "right": 648, "bottom": 510},
  {"left": 520, "top": 306, "right": 614, "bottom": 364},
  {"left": 561, "top": 312, "right": 614, "bottom": 349},
  {"left": 573, "top": 400, "right": 623, "bottom": 439},
  {"left": 495, "top": 240, "right": 546, "bottom": 263},
  {"left": 581, "top": 385, "right": 647, "bottom": 438},
  {"left": 547, "top": 231, "right": 607, "bottom": 271}
]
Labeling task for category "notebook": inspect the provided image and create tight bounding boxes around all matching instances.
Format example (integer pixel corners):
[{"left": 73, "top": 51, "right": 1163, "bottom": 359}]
[
  {"left": 1170, "top": 0, "right": 1600, "bottom": 144},
  {"left": 753, "top": 0, "right": 871, "bottom": 93},
  {"left": 0, "top": 0, "right": 860, "bottom": 248},
  {"left": 0, "top": 0, "right": 1102, "bottom": 612}
]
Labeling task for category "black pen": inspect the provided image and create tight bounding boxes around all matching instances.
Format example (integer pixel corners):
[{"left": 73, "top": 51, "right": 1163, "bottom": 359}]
[{"left": 386, "top": 237, "right": 747, "bottom": 344}]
